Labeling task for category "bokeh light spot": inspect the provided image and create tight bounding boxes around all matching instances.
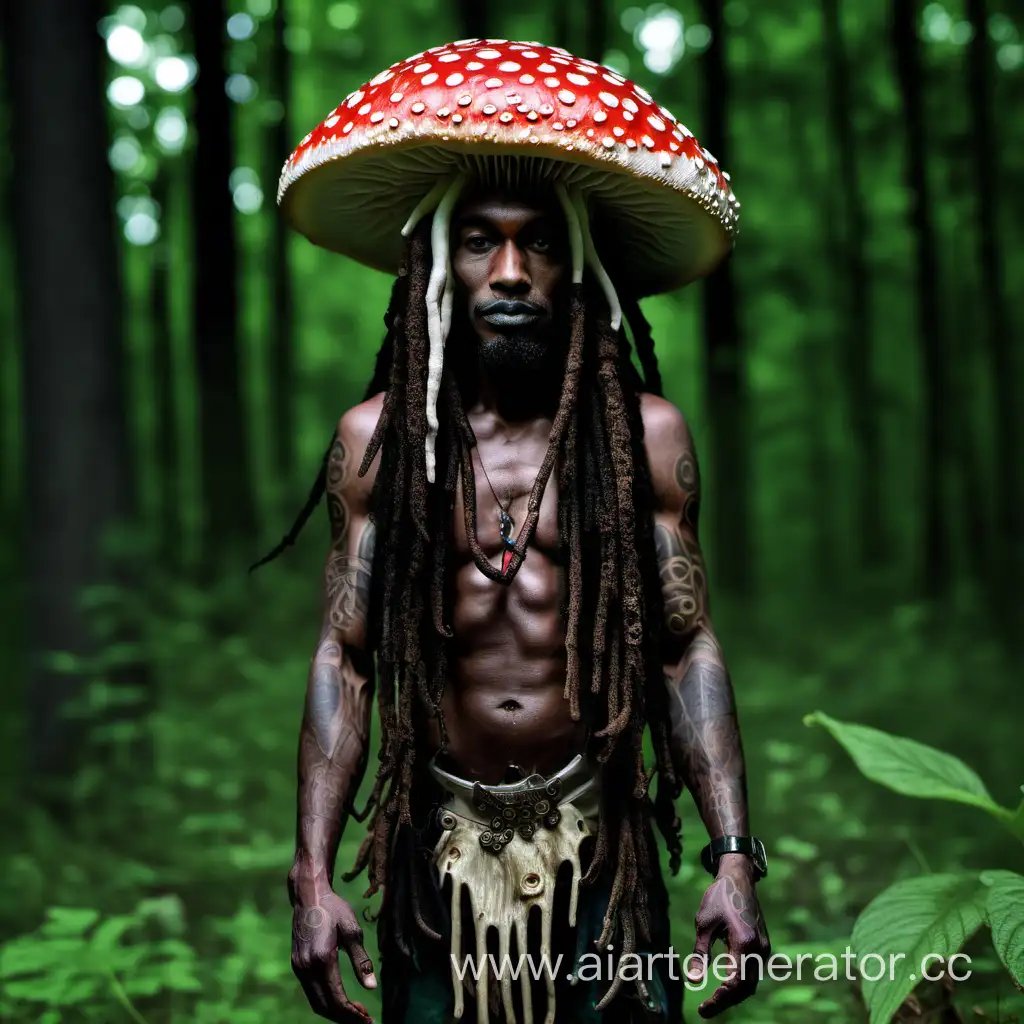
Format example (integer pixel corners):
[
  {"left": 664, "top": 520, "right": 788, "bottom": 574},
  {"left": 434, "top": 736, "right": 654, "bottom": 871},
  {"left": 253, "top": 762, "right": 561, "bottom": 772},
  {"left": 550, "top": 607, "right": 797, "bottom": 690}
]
[{"left": 108, "top": 75, "right": 146, "bottom": 108}]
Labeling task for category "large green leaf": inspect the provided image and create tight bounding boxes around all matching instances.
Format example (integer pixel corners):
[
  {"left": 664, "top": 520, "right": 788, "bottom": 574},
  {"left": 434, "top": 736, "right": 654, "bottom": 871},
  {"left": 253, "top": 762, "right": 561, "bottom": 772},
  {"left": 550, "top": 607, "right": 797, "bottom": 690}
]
[
  {"left": 805, "top": 711, "right": 1012, "bottom": 823},
  {"left": 981, "top": 870, "right": 1024, "bottom": 990},
  {"left": 852, "top": 872, "right": 987, "bottom": 1024}
]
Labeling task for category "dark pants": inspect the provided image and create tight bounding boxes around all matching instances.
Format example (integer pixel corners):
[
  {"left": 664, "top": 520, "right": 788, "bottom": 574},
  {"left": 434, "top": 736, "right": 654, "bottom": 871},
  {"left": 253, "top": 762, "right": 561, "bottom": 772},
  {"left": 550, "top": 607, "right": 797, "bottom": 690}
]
[{"left": 378, "top": 805, "right": 683, "bottom": 1024}]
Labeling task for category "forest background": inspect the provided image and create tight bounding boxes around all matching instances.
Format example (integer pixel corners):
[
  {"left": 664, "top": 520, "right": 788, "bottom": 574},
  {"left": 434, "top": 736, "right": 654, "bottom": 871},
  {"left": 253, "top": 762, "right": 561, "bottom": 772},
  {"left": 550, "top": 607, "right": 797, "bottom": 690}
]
[{"left": 0, "top": 0, "right": 1021, "bottom": 1021}]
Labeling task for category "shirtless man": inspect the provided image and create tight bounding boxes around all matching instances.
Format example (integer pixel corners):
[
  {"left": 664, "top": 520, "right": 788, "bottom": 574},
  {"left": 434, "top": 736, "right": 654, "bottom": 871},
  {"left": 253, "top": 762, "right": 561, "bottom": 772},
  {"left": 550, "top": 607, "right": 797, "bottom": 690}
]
[{"left": 284, "top": 182, "right": 770, "bottom": 1024}]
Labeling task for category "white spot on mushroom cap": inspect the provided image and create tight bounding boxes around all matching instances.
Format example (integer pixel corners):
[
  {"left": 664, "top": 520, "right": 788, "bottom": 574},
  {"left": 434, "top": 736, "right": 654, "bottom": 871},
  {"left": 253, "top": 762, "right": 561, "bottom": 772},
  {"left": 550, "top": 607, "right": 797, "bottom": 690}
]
[
  {"left": 519, "top": 73, "right": 535, "bottom": 84},
  {"left": 566, "top": 72, "right": 590, "bottom": 86},
  {"left": 388, "top": 116, "right": 399, "bottom": 128},
  {"left": 521, "top": 50, "right": 539, "bottom": 58},
  {"left": 476, "top": 48, "right": 502, "bottom": 58},
  {"left": 324, "top": 114, "right": 340, "bottom": 128},
  {"left": 466, "top": 61, "right": 484, "bottom": 70},
  {"left": 622, "top": 97, "right": 638, "bottom": 113},
  {"left": 370, "top": 69, "right": 394, "bottom": 85},
  {"left": 438, "top": 53, "right": 461, "bottom": 62},
  {"left": 390, "top": 91, "right": 403, "bottom": 102},
  {"left": 485, "top": 77, "right": 503, "bottom": 87},
  {"left": 558, "top": 89, "right": 576, "bottom": 104},
  {"left": 566, "top": 118, "right": 577, "bottom": 127},
  {"left": 586, "top": 128, "right": 594, "bottom": 137},
  {"left": 642, "top": 135, "right": 655, "bottom": 148},
  {"left": 446, "top": 72, "right": 464, "bottom": 85},
  {"left": 482, "top": 103, "right": 497, "bottom": 114},
  {"left": 603, "top": 72, "right": 625, "bottom": 85},
  {"left": 659, "top": 152, "right": 672, "bottom": 167},
  {"left": 598, "top": 91, "right": 619, "bottom": 107},
  {"left": 498, "top": 61, "right": 521, "bottom": 72},
  {"left": 457, "top": 93, "right": 472, "bottom": 106},
  {"left": 421, "top": 72, "right": 438, "bottom": 84},
  {"left": 358, "top": 102, "right": 371, "bottom": 115},
  {"left": 612, "top": 125, "right": 624, "bottom": 136},
  {"left": 623, "top": 110, "right": 634, "bottom": 121},
  {"left": 648, "top": 114, "right": 666, "bottom": 131},
  {"left": 346, "top": 90, "right": 365, "bottom": 108},
  {"left": 411, "top": 101, "right": 425, "bottom": 113},
  {"left": 538, "top": 63, "right": 556, "bottom": 73},
  {"left": 602, "top": 137, "right": 615, "bottom": 148},
  {"left": 551, "top": 56, "right": 571, "bottom": 65},
  {"left": 413, "top": 63, "right": 431, "bottom": 73},
  {"left": 544, "top": 76, "right": 560, "bottom": 87},
  {"left": 370, "top": 111, "right": 384, "bottom": 122},
  {"left": 343, "top": 121, "right": 354, "bottom": 133},
  {"left": 593, "top": 110, "right": 608, "bottom": 123},
  {"left": 539, "top": 103, "right": 554, "bottom": 115},
  {"left": 635, "top": 84, "right": 652, "bottom": 102},
  {"left": 499, "top": 111, "right": 513, "bottom": 122},
  {"left": 552, "top": 121, "right": 564, "bottom": 130}
]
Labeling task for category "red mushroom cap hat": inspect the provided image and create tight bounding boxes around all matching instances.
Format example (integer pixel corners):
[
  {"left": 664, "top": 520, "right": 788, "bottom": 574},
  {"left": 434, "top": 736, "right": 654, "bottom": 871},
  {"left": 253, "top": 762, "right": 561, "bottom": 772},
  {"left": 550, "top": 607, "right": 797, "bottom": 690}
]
[{"left": 278, "top": 38, "right": 739, "bottom": 298}]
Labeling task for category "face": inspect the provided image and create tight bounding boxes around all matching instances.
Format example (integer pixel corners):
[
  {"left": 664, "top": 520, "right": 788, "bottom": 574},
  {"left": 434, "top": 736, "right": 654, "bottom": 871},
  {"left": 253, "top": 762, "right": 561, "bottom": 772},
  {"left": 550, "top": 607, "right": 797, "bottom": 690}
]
[{"left": 450, "top": 190, "right": 570, "bottom": 378}]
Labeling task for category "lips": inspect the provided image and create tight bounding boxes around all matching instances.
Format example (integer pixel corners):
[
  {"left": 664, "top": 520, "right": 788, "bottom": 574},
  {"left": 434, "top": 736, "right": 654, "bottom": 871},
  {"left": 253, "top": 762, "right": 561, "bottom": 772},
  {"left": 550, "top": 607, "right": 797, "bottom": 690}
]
[{"left": 478, "top": 301, "right": 544, "bottom": 330}]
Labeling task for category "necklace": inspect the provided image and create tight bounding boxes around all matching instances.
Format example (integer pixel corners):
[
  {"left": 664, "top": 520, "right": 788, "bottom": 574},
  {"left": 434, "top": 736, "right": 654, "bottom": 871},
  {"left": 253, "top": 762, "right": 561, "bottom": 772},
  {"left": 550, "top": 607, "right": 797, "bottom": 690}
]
[{"left": 473, "top": 447, "right": 517, "bottom": 573}]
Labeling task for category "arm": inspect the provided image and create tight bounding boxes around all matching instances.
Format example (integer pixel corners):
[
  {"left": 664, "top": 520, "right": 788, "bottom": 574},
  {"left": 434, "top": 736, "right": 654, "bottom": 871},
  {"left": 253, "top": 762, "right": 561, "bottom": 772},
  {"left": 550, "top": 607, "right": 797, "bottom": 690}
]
[
  {"left": 289, "top": 410, "right": 379, "bottom": 1024},
  {"left": 643, "top": 395, "right": 769, "bottom": 1018}
]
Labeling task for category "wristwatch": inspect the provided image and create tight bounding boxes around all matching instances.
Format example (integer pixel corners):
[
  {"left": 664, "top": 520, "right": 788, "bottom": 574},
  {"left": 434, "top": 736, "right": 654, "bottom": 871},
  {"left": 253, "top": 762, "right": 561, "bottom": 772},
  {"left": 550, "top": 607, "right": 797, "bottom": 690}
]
[{"left": 700, "top": 836, "right": 768, "bottom": 880}]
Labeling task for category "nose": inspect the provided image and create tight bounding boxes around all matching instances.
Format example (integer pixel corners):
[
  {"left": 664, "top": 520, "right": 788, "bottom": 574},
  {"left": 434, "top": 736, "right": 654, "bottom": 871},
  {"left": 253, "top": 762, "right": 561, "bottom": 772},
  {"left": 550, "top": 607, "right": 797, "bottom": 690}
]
[{"left": 490, "top": 239, "right": 530, "bottom": 295}]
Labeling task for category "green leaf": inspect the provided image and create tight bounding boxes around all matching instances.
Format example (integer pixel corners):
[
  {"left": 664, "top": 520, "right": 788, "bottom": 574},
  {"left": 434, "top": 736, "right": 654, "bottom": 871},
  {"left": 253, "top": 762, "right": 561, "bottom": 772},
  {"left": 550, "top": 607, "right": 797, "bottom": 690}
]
[
  {"left": 852, "top": 872, "right": 987, "bottom": 1024},
  {"left": 805, "top": 712, "right": 1013, "bottom": 824},
  {"left": 41, "top": 907, "right": 101, "bottom": 938},
  {"left": 981, "top": 870, "right": 1024, "bottom": 990}
]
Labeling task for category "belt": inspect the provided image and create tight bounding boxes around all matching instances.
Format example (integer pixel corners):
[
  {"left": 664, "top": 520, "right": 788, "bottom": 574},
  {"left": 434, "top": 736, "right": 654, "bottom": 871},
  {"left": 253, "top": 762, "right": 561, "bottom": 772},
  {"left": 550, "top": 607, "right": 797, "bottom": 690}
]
[{"left": 427, "top": 753, "right": 600, "bottom": 854}]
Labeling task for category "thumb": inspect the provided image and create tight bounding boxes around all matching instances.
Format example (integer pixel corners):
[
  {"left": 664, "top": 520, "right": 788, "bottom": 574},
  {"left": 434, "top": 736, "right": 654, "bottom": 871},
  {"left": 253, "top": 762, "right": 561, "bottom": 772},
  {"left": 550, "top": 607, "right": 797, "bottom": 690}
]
[
  {"left": 687, "top": 928, "right": 713, "bottom": 984},
  {"left": 347, "top": 941, "right": 378, "bottom": 990}
]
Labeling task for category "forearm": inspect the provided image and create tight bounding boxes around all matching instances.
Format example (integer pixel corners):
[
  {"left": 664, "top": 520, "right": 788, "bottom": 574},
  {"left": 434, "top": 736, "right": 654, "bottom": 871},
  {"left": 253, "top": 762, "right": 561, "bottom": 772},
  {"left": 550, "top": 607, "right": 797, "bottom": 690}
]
[
  {"left": 665, "top": 625, "right": 748, "bottom": 839},
  {"left": 291, "top": 630, "right": 373, "bottom": 895}
]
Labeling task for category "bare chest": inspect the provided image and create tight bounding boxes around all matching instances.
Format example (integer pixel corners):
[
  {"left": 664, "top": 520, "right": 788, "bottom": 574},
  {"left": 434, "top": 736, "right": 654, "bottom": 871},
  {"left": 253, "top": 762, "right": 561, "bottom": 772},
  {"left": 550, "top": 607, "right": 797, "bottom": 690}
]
[{"left": 451, "top": 429, "right": 560, "bottom": 559}]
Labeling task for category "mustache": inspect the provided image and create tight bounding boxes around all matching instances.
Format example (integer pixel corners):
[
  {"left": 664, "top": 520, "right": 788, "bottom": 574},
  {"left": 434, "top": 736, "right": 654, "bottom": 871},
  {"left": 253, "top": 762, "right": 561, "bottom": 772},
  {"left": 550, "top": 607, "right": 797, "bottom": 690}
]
[{"left": 475, "top": 298, "right": 546, "bottom": 317}]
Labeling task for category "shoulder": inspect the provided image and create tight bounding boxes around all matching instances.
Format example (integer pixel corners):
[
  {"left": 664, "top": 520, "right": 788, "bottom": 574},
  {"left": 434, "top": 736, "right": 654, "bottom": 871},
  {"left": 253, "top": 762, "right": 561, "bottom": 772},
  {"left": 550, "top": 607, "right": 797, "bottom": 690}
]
[
  {"left": 638, "top": 393, "right": 698, "bottom": 505},
  {"left": 332, "top": 392, "right": 386, "bottom": 501}
]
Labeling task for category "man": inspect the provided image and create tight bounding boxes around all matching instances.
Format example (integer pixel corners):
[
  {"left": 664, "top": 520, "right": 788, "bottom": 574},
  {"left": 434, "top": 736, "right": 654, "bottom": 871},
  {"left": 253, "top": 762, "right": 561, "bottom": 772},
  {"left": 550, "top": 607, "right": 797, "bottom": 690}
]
[{"left": 275, "top": 39, "right": 768, "bottom": 1024}]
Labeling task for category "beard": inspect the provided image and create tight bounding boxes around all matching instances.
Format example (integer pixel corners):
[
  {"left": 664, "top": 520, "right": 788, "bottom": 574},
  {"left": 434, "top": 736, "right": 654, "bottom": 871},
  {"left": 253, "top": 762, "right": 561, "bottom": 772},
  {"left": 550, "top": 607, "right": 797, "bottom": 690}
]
[{"left": 478, "top": 330, "right": 554, "bottom": 379}]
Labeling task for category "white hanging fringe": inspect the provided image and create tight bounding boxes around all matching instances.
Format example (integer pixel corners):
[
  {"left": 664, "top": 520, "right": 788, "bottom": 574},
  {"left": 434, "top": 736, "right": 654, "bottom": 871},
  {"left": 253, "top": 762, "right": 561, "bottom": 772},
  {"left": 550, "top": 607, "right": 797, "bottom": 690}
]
[
  {"left": 570, "top": 187, "right": 622, "bottom": 331},
  {"left": 401, "top": 177, "right": 451, "bottom": 237},
  {"left": 554, "top": 182, "right": 584, "bottom": 285},
  {"left": 424, "top": 173, "right": 467, "bottom": 483}
]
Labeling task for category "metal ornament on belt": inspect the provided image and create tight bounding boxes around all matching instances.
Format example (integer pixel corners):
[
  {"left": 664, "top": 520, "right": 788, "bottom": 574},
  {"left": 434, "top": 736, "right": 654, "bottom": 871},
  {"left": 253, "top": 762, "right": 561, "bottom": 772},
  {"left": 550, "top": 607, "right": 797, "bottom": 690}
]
[{"left": 473, "top": 775, "right": 563, "bottom": 853}]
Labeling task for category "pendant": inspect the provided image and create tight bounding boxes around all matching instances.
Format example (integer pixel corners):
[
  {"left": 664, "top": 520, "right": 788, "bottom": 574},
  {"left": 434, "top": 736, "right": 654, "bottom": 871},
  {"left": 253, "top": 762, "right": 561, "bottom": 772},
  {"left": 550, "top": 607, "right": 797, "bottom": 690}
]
[{"left": 499, "top": 508, "right": 515, "bottom": 574}]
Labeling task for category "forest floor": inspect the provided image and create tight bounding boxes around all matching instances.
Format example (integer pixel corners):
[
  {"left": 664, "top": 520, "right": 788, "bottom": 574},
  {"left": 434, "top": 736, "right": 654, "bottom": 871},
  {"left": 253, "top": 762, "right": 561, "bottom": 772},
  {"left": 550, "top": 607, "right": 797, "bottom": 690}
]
[{"left": 1, "top": 557, "right": 1021, "bottom": 1023}]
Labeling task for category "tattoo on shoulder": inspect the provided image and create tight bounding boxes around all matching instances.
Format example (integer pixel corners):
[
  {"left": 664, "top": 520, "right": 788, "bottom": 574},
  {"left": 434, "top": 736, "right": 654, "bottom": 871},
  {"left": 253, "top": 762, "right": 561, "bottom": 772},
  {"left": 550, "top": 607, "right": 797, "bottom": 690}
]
[
  {"left": 326, "top": 523, "right": 375, "bottom": 630},
  {"left": 654, "top": 522, "right": 707, "bottom": 637},
  {"left": 327, "top": 437, "right": 349, "bottom": 542},
  {"left": 673, "top": 449, "right": 701, "bottom": 533}
]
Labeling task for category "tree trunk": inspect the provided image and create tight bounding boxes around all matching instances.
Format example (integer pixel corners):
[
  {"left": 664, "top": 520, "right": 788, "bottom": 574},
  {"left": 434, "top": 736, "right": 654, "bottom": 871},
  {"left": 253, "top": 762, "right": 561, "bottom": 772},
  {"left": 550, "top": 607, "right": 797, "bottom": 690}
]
[
  {"left": 821, "top": 0, "right": 887, "bottom": 569},
  {"left": 891, "top": 0, "right": 950, "bottom": 598},
  {"left": 190, "top": 0, "right": 254, "bottom": 554},
  {"left": 4, "top": 0, "right": 144, "bottom": 785},
  {"left": 965, "top": 0, "right": 1020, "bottom": 607},
  {"left": 582, "top": 0, "right": 608, "bottom": 63},
  {"left": 695, "top": 0, "right": 752, "bottom": 595},
  {"left": 266, "top": 0, "right": 295, "bottom": 498},
  {"left": 150, "top": 167, "right": 180, "bottom": 565},
  {"left": 455, "top": 0, "right": 489, "bottom": 39}
]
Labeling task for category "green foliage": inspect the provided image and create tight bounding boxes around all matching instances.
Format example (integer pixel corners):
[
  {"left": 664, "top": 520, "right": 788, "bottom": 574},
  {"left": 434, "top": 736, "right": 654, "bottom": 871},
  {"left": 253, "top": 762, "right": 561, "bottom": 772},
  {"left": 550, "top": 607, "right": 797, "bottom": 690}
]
[{"left": 808, "top": 713, "right": 1024, "bottom": 1022}]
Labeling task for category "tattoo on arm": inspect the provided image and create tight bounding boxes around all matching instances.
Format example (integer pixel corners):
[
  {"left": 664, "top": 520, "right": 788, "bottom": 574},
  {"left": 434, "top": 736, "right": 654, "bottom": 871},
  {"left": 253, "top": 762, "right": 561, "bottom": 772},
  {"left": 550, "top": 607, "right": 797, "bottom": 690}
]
[
  {"left": 666, "top": 637, "right": 748, "bottom": 838},
  {"left": 325, "top": 526, "right": 375, "bottom": 632},
  {"left": 657, "top": 438, "right": 747, "bottom": 838}
]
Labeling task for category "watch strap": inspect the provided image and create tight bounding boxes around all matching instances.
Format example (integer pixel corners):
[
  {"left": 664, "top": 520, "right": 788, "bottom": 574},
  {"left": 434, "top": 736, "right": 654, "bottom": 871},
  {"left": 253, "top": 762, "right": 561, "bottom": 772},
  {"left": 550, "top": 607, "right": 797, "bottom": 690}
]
[{"left": 700, "top": 835, "right": 768, "bottom": 879}]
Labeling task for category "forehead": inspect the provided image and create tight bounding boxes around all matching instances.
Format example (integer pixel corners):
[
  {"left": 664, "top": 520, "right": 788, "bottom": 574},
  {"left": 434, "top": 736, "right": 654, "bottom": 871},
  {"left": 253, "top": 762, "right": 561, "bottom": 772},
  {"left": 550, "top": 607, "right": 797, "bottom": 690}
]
[{"left": 453, "top": 187, "right": 563, "bottom": 228}]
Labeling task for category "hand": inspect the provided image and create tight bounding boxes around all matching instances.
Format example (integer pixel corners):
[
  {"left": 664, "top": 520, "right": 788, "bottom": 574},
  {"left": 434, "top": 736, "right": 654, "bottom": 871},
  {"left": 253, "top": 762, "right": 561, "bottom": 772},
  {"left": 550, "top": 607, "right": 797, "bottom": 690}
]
[
  {"left": 686, "top": 853, "right": 771, "bottom": 1018},
  {"left": 290, "top": 877, "right": 377, "bottom": 1023}
]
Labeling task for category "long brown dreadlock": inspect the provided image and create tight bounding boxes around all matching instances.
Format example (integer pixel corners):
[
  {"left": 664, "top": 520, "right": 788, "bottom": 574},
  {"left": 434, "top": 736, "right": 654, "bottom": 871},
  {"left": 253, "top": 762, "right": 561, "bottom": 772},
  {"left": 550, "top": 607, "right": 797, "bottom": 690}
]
[{"left": 256, "top": 200, "right": 684, "bottom": 1005}]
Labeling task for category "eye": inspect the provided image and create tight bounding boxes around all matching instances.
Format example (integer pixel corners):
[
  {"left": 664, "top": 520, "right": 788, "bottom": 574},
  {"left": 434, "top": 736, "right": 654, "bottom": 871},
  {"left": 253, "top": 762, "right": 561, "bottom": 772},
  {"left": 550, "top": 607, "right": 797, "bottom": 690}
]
[{"left": 464, "top": 234, "right": 492, "bottom": 252}]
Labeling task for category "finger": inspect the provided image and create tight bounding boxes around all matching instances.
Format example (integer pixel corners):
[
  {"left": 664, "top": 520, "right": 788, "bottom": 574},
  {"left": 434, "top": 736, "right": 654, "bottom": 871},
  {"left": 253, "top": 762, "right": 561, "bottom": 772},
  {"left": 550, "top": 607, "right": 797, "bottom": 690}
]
[
  {"left": 687, "top": 916, "right": 721, "bottom": 984},
  {"left": 337, "top": 908, "right": 378, "bottom": 990},
  {"left": 312, "top": 955, "right": 373, "bottom": 1023},
  {"left": 699, "top": 977, "right": 755, "bottom": 1020}
]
